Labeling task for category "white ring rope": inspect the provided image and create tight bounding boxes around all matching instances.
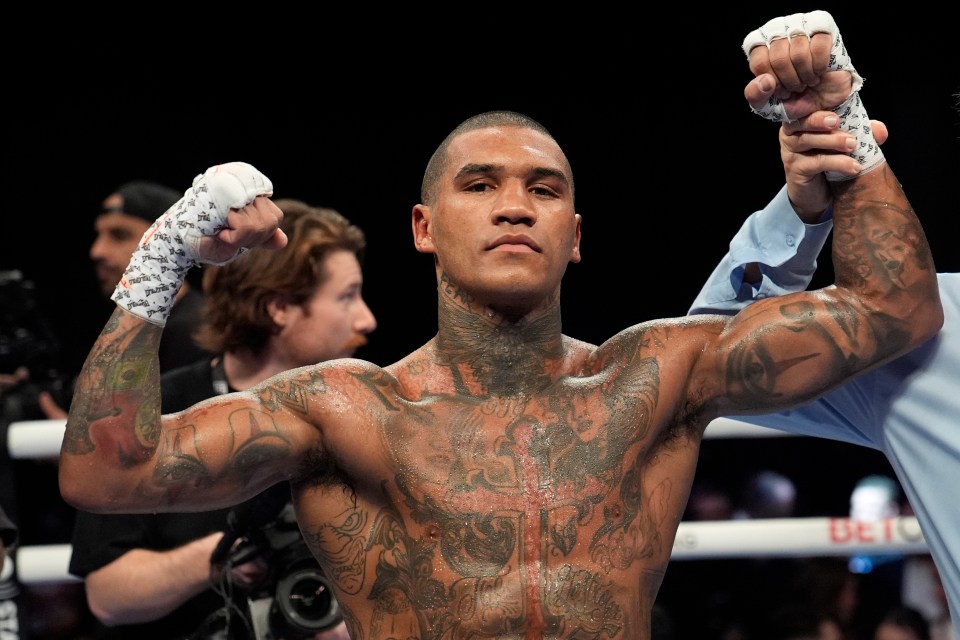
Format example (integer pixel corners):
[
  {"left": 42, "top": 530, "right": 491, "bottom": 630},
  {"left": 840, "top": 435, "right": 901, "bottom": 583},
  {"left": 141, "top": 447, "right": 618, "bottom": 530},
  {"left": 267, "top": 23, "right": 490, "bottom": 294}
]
[
  {"left": 7, "top": 419, "right": 69, "bottom": 459},
  {"left": 5, "top": 420, "right": 929, "bottom": 585},
  {"left": 671, "top": 515, "right": 927, "bottom": 559},
  {"left": 13, "top": 545, "right": 78, "bottom": 585},
  {"left": 5, "top": 417, "right": 793, "bottom": 461}
]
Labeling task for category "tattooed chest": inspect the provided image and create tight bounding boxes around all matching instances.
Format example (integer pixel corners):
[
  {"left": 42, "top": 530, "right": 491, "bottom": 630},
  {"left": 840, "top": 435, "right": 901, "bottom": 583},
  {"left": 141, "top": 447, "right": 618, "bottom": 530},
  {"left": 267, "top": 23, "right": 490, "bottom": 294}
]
[
  {"left": 353, "top": 390, "right": 654, "bottom": 638},
  {"left": 384, "top": 387, "right": 650, "bottom": 554}
]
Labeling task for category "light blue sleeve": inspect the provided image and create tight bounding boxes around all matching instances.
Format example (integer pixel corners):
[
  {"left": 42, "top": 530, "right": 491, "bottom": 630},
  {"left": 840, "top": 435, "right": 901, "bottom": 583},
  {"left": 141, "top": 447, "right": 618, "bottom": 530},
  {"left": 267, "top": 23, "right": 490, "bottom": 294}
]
[{"left": 687, "top": 186, "right": 834, "bottom": 315}]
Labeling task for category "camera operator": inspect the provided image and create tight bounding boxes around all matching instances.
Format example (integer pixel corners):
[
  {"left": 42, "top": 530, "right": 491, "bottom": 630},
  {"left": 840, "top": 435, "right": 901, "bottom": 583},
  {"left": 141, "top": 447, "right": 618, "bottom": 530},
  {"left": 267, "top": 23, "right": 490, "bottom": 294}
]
[
  {"left": 0, "top": 269, "right": 71, "bottom": 441},
  {"left": 68, "top": 199, "right": 374, "bottom": 639},
  {"left": 0, "top": 269, "right": 93, "bottom": 638}
]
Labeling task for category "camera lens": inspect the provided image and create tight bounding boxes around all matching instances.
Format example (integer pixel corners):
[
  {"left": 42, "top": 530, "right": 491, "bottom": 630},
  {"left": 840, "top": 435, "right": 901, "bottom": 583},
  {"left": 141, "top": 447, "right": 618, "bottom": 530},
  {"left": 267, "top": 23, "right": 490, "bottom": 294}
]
[{"left": 271, "top": 566, "right": 341, "bottom": 636}]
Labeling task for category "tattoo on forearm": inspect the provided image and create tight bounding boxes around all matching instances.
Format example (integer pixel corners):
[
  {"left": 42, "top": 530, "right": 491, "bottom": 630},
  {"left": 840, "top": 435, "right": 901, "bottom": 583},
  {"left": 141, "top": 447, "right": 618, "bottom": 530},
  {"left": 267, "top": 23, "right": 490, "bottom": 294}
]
[{"left": 62, "top": 309, "right": 162, "bottom": 460}]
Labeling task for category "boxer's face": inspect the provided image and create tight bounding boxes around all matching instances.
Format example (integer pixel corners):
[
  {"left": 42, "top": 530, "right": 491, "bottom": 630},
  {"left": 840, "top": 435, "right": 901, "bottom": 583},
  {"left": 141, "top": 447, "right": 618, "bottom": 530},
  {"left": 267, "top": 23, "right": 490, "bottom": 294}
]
[{"left": 413, "top": 125, "right": 581, "bottom": 313}]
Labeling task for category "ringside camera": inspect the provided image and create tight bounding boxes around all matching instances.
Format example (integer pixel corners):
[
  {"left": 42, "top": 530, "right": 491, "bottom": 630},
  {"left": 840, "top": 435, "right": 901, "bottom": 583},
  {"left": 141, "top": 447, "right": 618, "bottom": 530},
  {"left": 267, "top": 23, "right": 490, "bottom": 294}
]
[{"left": 195, "top": 497, "right": 342, "bottom": 640}]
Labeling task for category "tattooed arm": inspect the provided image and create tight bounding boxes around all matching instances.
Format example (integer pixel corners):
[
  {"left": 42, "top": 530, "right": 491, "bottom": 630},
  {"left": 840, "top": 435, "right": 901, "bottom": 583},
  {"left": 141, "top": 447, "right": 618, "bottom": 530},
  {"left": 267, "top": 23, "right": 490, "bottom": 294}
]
[
  {"left": 694, "top": 163, "right": 943, "bottom": 421},
  {"left": 57, "top": 306, "right": 368, "bottom": 514},
  {"left": 687, "top": 12, "right": 943, "bottom": 422},
  {"left": 58, "top": 167, "right": 313, "bottom": 514}
]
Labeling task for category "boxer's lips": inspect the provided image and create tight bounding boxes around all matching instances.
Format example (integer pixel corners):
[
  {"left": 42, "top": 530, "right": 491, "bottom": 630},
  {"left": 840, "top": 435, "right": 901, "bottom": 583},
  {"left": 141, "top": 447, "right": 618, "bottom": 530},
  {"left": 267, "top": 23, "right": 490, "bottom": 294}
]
[{"left": 487, "top": 234, "right": 541, "bottom": 253}]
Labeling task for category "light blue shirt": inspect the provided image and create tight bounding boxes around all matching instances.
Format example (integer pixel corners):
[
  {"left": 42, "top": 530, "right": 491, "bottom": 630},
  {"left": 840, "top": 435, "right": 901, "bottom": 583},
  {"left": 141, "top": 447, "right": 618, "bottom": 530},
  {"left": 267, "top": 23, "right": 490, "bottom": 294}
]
[{"left": 690, "top": 186, "right": 960, "bottom": 635}]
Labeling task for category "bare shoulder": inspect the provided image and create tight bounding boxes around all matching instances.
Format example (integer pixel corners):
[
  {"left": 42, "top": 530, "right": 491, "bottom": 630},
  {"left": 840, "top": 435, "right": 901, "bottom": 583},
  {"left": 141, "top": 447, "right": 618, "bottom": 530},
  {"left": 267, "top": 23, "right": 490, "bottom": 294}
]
[
  {"left": 243, "top": 358, "right": 404, "bottom": 419},
  {"left": 591, "top": 315, "right": 728, "bottom": 365},
  {"left": 260, "top": 357, "right": 392, "bottom": 386}
]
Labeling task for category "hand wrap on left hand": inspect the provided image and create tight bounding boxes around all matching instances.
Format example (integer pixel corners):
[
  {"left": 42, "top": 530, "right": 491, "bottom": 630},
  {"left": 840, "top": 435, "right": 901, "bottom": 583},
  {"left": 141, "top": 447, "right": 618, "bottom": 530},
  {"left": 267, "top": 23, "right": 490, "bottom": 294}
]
[
  {"left": 111, "top": 162, "right": 273, "bottom": 325},
  {"left": 742, "top": 10, "right": 884, "bottom": 180}
]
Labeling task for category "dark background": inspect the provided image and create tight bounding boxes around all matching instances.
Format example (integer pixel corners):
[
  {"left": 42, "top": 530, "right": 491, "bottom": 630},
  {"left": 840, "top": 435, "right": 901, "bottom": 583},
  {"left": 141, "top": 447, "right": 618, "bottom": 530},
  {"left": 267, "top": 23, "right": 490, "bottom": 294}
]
[{"left": 2, "top": 9, "right": 957, "bottom": 521}]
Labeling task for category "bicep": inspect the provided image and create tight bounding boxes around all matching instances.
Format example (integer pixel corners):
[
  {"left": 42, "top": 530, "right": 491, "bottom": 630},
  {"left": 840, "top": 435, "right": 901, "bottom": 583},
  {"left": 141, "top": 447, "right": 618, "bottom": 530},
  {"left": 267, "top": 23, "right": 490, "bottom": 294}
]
[
  {"left": 154, "top": 390, "right": 320, "bottom": 510},
  {"left": 705, "top": 289, "right": 887, "bottom": 417}
]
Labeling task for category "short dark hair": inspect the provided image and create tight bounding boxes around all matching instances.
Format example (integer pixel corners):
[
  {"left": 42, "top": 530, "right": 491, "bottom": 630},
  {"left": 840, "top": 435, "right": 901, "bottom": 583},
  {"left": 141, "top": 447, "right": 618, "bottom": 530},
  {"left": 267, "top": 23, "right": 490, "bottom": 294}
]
[{"left": 420, "top": 110, "right": 573, "bottom": 205}]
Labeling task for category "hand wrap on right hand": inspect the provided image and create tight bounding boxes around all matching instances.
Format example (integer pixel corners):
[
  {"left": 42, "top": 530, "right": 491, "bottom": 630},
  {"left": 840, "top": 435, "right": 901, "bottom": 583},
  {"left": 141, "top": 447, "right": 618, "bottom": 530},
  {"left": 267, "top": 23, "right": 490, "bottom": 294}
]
[
  {"left": 742, "top": 10, "right": 884, "bottom": 180},
  {"left": 111, "top": 162, "right": 273, "bottom": 325}
]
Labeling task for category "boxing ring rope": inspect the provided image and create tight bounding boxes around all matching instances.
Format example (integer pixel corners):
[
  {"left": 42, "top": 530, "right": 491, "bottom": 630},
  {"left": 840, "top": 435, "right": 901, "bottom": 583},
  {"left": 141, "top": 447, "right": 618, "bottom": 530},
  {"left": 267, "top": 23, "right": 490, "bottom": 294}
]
[
  {"left": 5, "top": 417, "right": 796, "bottom": 461},
  {"left": 5, "top": 419, "right": 930, "bottom": 585}
]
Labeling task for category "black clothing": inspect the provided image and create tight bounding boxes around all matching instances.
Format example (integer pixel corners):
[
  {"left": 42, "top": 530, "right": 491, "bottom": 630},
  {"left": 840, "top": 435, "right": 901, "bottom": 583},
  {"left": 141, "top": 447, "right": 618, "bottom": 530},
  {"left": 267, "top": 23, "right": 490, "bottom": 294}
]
[
  {"left": 0, "top": 504, "right": 16, "bottom": 548},
  {"left": 160, "top": 287, "right": 212, "bottom": 373}
]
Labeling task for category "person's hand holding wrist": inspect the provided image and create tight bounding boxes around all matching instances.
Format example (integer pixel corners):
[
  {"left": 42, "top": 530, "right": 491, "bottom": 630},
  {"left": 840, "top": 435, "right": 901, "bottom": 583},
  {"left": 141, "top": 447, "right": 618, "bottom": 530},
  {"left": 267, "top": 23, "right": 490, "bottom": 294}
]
[
  {"left": 743, "top": 11, "right": 885, "bottom": 180},
  {"left": 779, "top": 112, "right": 890, "bottom": 223}
]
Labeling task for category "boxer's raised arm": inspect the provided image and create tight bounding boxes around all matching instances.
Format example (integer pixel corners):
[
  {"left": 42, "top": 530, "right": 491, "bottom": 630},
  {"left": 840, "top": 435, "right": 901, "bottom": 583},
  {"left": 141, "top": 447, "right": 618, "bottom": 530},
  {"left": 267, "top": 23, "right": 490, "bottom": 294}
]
[{"left": 59, "top": 163, "right": 286, "bottom": 512}]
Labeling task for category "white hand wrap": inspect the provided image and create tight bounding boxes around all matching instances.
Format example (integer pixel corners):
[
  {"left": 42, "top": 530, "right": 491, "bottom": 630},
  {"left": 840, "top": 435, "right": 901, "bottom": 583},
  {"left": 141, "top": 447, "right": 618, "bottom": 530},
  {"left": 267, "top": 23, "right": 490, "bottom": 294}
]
[
  {"left": 742, "top": 10, "right": 884, "bottom": 181},
  {"left": 111, "top": 162, "right": 274, "bottom": 325}
]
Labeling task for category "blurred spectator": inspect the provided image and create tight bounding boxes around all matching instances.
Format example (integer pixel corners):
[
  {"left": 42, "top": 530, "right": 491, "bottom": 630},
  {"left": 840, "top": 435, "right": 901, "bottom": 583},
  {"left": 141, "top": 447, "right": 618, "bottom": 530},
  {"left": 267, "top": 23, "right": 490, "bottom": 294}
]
[
  {"left": 661, "top": 471, "right": 803, "bottom": 638},
  {"left": 847, "top": 474, "right": 905, "bottom": 581},
  {"left": 685, "top": 480, "right": 735, "bottom": 521},
  {"left": 846, "top": 475, "right": 908, "bottom": 636},
  {"left": 760, "top": 602, "right": 846, "bottom": 640},
  {"left": 777, "top": 557, "right": 860, "bottom": 640},
  {"left": 651, "top": 602, "right": 677, "bottom": 640},
  {"left": 734, "top": 469, "right": 798, "bottom": 520},
  {"left": 850, "top": 475, "right": 902, "bottom": 523},
  {"left": 873, "top": 604, "right": 931, "bottom": 640}
]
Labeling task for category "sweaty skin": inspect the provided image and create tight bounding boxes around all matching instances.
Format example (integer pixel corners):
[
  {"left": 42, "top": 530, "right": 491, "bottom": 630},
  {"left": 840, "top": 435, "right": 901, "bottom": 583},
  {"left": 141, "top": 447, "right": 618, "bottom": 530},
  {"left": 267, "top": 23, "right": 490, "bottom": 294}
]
[{"left": 60, "top": 119, "right": 941, "bottom": 638}]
